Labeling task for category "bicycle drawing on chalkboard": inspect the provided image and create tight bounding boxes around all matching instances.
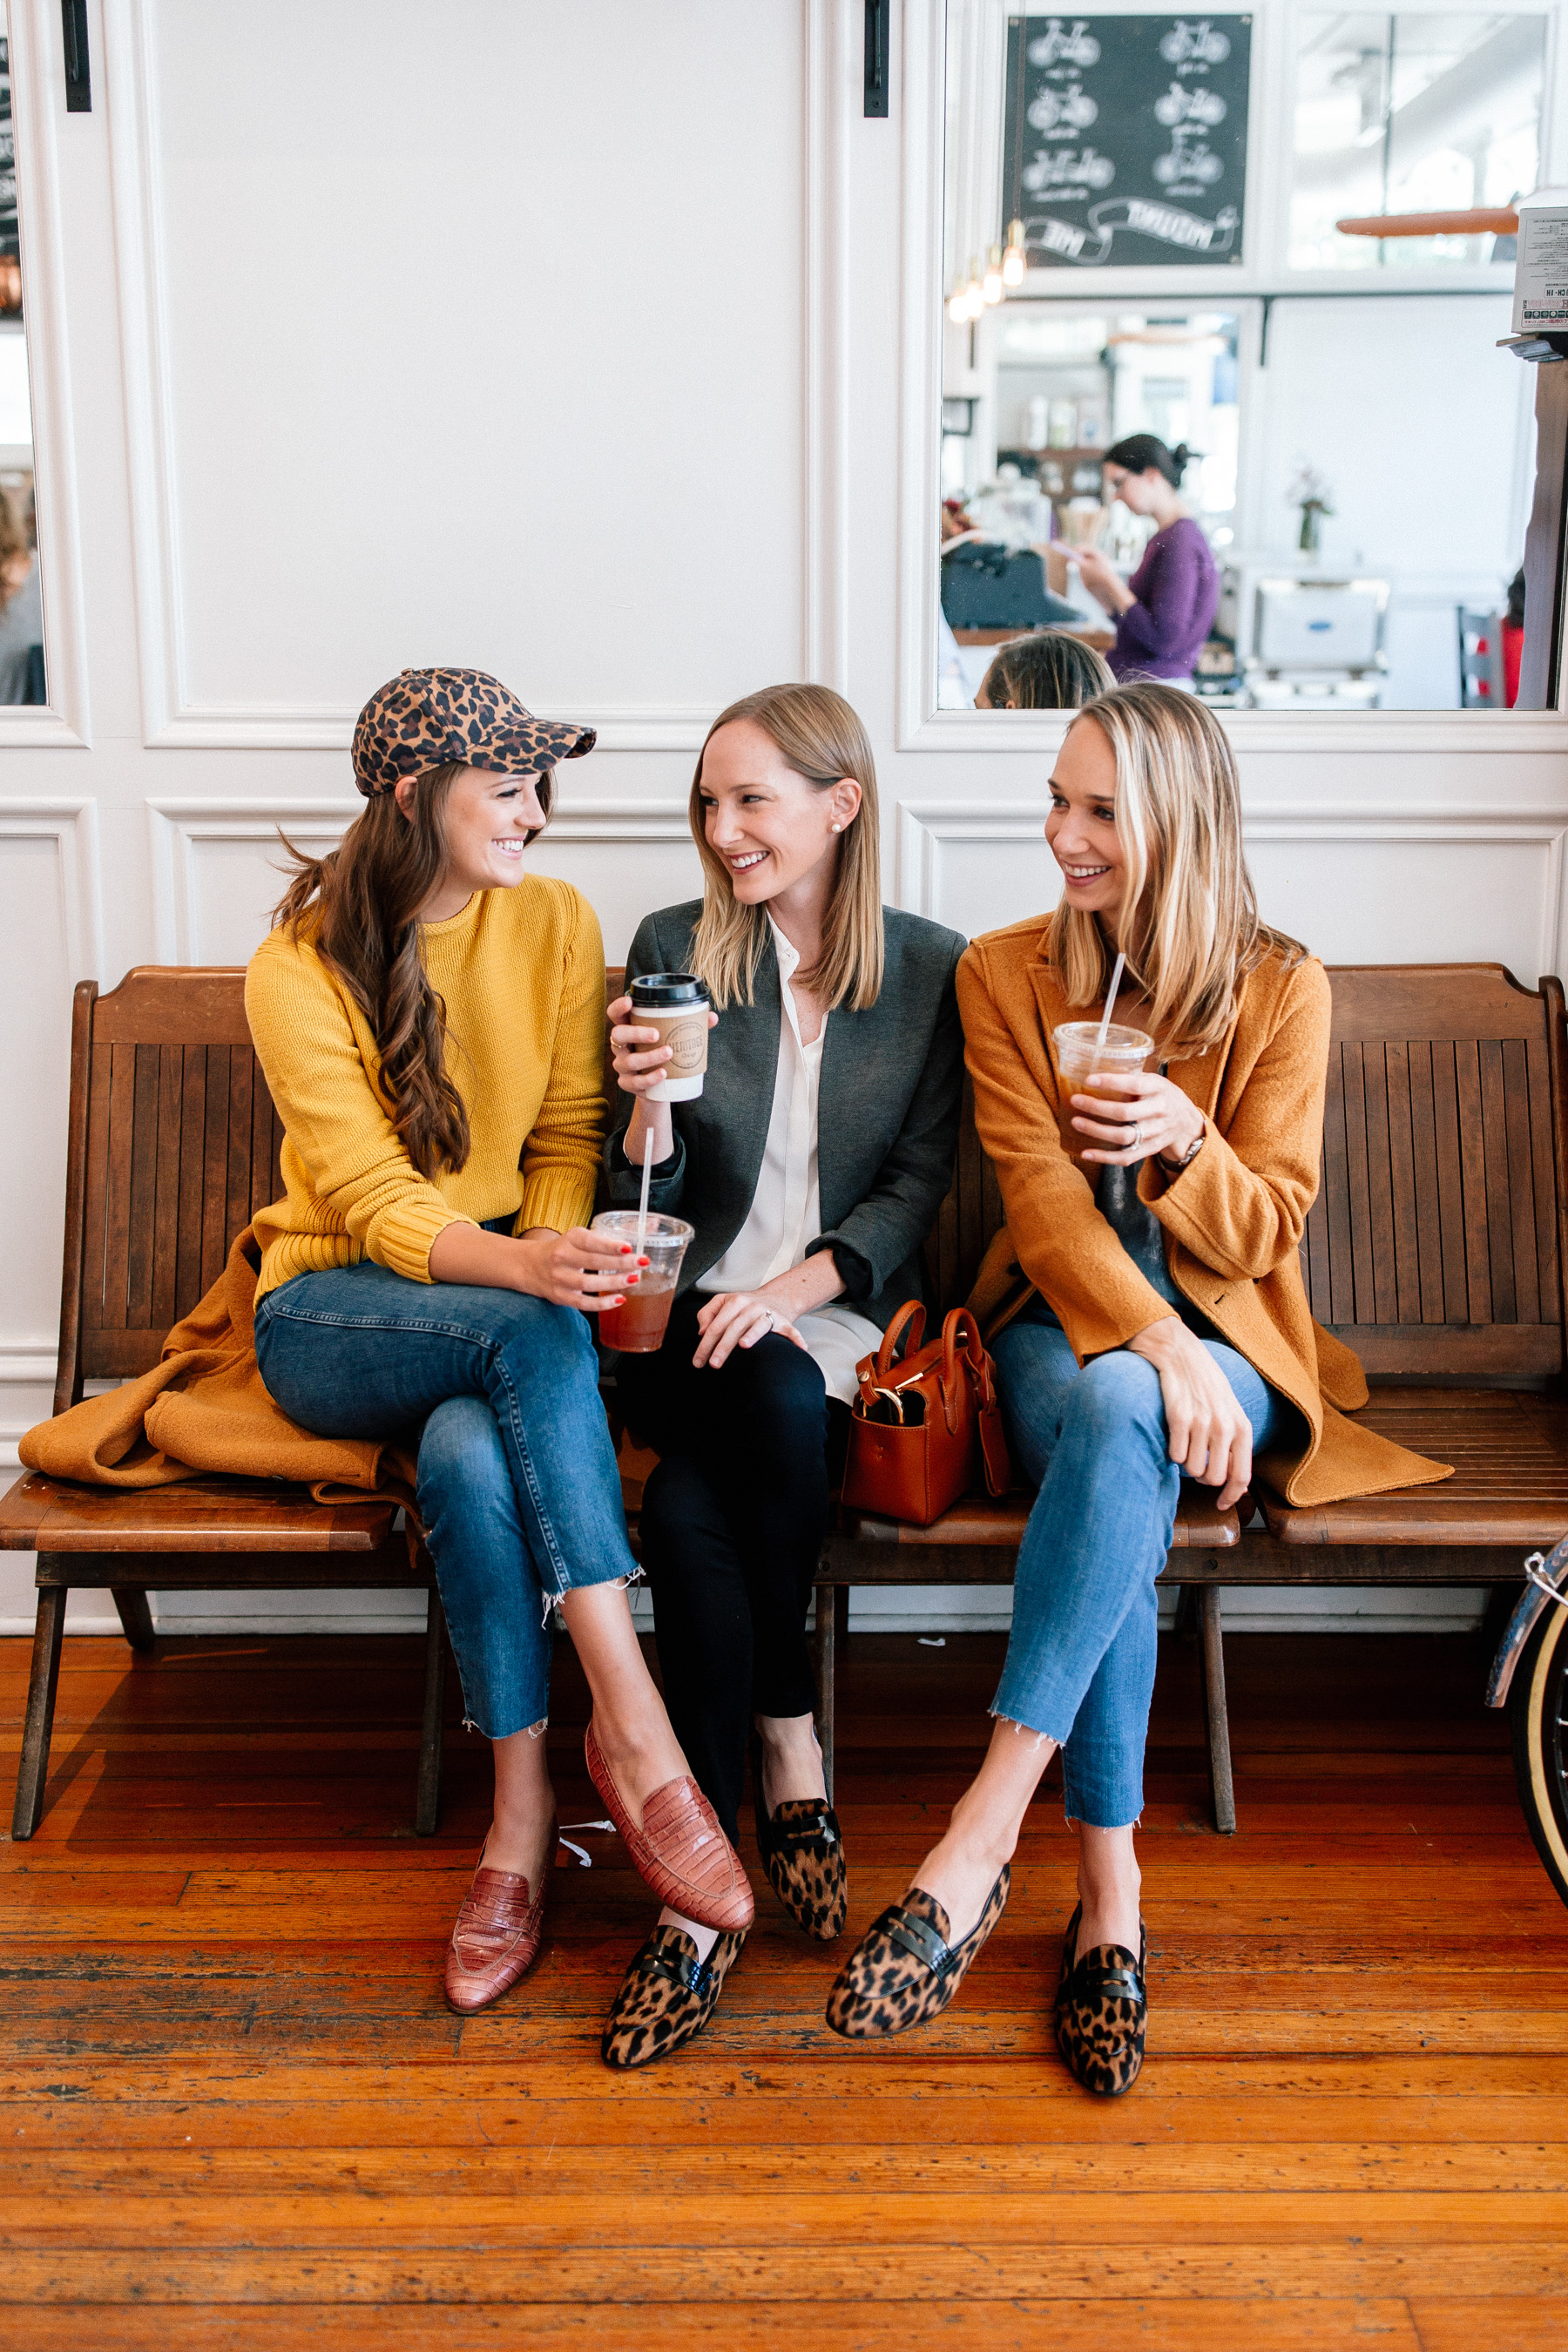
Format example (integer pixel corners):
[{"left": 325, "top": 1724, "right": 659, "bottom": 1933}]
[
  {"left": 1159, "top": 20, "right": 1232, "bottom": 64},
  {"left": 1024, "top": 145, "right": 1116, "bottom": 193},
  {"left": 1154, "top": 135, "right": 1225, "bottom": 188},
  {"left": 1028, "top": 86, "right": 1099, "bottom": 132},
  {"left": 1026, "top": 20, "right": 1101, "bottom": 69},
  {"left": 1155, "top": 82, "right": 1227, "bottom": 128}
]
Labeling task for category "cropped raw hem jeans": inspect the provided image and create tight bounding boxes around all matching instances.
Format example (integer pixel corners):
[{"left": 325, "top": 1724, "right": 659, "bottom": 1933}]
[
  {"left": 989, "top": 1296, "right": 1300, "bottom": 1829},
  {"left": 253, "top": 1230, "right": 639, "bottom": 1741}
]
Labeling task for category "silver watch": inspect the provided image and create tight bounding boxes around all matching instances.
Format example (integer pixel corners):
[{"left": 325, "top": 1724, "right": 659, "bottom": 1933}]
[{"left": 1159, "top": 1125, "right": 1204, "bottom": 1175}]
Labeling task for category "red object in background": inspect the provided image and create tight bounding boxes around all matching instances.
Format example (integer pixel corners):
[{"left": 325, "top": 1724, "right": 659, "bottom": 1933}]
[{"left": 1504, "top": 619, "right": 1524, "bottom": 707}]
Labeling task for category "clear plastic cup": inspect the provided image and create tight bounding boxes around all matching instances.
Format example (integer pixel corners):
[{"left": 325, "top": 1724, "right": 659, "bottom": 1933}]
[
  {"left": 1052, "top": 1021, "right": 1155, "bottom": 1168},
  {"left": 591, "top": 1210, "right": 693, "bottom": 1352}
]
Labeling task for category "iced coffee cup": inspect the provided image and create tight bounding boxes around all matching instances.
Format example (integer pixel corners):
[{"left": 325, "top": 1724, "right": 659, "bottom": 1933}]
[
  {"left": 592, "top": 1211, "right": 693, "bottom": 1354},
  {"left": 1052, "top": 1020, "right": 1155, "bottom": 1170},
  {"left": 631, "top": 972, "right": 712, "bottom": 1103}
]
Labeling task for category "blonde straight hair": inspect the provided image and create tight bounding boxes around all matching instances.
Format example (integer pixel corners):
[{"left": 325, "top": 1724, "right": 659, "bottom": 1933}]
[
  {"left": 686, "top": 683, "right": 885, "bottom": 1011},
  {"left": 1053, "top": 679, "right": 1301, "bottom": 1059}
]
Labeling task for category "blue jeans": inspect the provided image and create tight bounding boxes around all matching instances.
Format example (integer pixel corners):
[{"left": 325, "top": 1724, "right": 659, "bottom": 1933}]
[
  {"left": 989, "top": 1298, "right": 1298, "bottom": 1828},
  {"left": 253, "top": 1231, "right": 639, "bottom": 1740}
]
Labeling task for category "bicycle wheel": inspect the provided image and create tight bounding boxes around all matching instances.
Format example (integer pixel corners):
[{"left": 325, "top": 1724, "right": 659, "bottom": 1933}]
[{"left": 1510, "top": 1596, "right": 1568, "bottom": 1907}]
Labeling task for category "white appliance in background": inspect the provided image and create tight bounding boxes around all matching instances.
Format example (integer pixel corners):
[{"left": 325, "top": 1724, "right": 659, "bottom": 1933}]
[{"left": 1224, "top": 571, "right": 1390, "bottom": 709}]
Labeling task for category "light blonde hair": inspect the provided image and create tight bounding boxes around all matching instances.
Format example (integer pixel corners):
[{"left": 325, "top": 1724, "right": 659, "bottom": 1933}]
[
  {"left": 1052, "top": 679, "right": 1301, "bottom": 1058},
  {"left": 686, "top": 683, "right": 884, "bottom": 1011}
]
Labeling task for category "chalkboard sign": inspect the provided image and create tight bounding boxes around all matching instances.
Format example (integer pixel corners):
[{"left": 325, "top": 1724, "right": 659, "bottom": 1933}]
[
  {"left": 1001, "top": 16, "right": 1251, "bottom": 271},
  {"left": 0, "top": 38, "right": 17, "bottom": 262}
]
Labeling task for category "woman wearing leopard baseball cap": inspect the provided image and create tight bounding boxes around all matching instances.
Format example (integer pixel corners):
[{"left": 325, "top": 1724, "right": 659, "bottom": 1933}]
[{"left": 245, "top": 666, "right": 754, "bottom": 2013}]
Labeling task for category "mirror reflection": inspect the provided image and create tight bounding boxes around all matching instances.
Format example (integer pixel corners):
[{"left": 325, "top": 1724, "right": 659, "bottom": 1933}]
[
  {"left": 941, "top": 3, "right": 1543, "bottom": 715},
  {"left": 0, "top": 8, "right": 44, "bottom": 706}
]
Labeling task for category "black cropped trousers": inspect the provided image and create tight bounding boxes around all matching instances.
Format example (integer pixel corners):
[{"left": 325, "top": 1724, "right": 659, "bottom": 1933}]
[{"left": 615, "top": 1294, "right": 849, "bottom": 1844}]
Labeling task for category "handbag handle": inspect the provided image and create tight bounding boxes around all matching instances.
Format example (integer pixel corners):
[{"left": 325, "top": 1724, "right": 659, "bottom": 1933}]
[{"left": 857, "top": 1300, "right": 927, "bottom": 1410}]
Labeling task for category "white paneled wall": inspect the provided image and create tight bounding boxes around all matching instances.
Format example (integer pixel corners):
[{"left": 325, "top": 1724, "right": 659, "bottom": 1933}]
[{"left": 1, "top": 0, "right": 1565, "bottom": 1640}]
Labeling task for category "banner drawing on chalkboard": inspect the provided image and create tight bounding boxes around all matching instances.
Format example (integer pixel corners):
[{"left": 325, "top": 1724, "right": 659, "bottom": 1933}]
[{"left": 1002, "top": 17, "right": 1251, "bottom": 271}]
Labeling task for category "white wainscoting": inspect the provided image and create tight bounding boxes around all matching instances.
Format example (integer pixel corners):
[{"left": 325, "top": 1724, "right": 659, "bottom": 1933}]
[
  {"left": 898, "top": 801, "right": 1568, "bottom": 983},
  {"left": 145, "top": 798, "right": 704, "bottom": 968}
]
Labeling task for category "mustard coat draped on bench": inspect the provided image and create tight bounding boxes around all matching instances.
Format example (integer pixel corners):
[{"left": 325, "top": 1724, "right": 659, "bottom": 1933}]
[{"left": 957, "top": 915, "right": 1451, "bottom": 1510}]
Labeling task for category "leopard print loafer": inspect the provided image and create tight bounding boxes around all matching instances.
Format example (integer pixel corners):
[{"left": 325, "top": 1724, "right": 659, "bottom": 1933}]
[
  {"left": 600, "top": 1925, "right": 747, "bottom": 2070},
  {"left": 823, "top": 1867, "right": 1010, "bottom": 2040},
  {"left": 751, "top": 1734, "right": 848, "bottom": 1942},
  {"left": 1053, "top": 1902, "right": 1147, "bottom": 2097}
]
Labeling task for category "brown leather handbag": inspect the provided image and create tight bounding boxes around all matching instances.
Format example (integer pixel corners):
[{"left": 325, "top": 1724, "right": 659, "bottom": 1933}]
[{"left": 840, "top": 1301, "right": 1012, "bottom": 1528}]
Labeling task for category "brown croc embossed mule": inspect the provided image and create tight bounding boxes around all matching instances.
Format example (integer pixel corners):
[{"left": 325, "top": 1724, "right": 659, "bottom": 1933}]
[
  {"left": 585, "top": 1721, "right": 754, "bottom": 1933},
  {"left": 444, "top": 1819, "right": 557, "bottom": 2014},
  {"left": 1053, "top": 1901, "right": 1147, "bottom": 2096},
  {"left": 750, "top": 1729, "right": 848, "bottom": 1942},
  {"left": 601, "top": 1926, "right": 747, "bottom": 2070},
  {"left": 825, "top": 1866, "right": 1010, "bottom": 2039}
]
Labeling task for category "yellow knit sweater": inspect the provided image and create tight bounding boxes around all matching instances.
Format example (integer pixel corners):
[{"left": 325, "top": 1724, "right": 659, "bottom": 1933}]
[{"left": 245, "top": 874, "right": 607, "bottom": 1301}]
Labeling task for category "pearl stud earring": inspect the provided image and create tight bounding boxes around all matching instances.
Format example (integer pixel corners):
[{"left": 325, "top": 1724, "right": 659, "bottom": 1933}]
[{"left": 830, "top": 821, "right": 843, "bottom": 833}]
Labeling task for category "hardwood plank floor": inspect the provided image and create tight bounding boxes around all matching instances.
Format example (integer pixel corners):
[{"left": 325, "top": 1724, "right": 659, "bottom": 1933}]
[{"left": 2, "top": 1622, "right": 1565, "bottom": 2350}]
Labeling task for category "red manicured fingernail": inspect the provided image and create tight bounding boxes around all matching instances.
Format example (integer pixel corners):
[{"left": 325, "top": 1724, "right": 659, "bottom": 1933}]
[
  {"left": 626, "top": 1273, "right": 639, "bottom": 1284},
  {"left": 619, "top": 1243, "right": 632, "bottom": 1253},
  {"left": 638, "top": 1255, "right": 651, "bottom": 1267}
]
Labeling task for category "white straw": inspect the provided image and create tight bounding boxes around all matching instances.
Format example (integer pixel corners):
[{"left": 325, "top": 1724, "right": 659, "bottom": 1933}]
[
  {"left": 1092, "top": 949, "right": 1126, "bottom": 1069},
  {"left": 635, "top": 1122, "right": 655, "bottom": 1256}
]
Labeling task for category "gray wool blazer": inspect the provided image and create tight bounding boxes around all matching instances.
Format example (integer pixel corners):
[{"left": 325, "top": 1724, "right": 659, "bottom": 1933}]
[{"left": 605, "top": 901, "right": 967, "bottom": 1332}]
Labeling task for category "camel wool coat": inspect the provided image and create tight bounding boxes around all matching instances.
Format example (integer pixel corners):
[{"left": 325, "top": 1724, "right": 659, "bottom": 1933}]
[{"left": 957, "top": 915, "right": 1451, "bottom": 1510}]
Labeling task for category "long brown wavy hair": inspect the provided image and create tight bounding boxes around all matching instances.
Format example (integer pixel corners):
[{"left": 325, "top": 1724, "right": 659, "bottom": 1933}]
[{"left": 271, "top": 761, "right": 553, "bottom": 1178}]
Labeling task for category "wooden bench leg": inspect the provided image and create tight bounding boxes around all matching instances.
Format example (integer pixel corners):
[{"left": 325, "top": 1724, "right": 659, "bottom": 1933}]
[
  {"left": 814, "top": 1578, "right": 836, "bottom": 1806},
  {"left": 112, "top": 1586, "right": 156, "bottom": 1652},
  {"left": 12, "top": 1585, "right": 67, "bottom": 1841},
  {"left": 416, "top": 1591, "right": 447, "bottom": 1837},
  {"left": 1199, "top": 1584, "right": 1237, "bottom": 1835}
]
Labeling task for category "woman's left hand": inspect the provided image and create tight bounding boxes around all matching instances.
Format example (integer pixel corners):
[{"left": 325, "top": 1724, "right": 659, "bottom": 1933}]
[
  {"left": 693, "top": 1289, "right": 808, "bottom": 1370},
  {"left": 1071, "top": 1069, "right": 1204, "bottom": 1168},
  {"left": 1069, "top": 546, "right": 1134, "bottom": 613}
]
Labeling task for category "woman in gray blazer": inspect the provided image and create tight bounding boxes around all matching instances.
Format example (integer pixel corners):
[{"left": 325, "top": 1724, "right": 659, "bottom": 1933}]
[{"left": 597, "top": 682, "right": 965, "bottom": 2069}]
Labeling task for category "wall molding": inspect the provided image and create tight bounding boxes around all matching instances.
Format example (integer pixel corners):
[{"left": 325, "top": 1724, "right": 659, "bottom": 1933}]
[
  {"left": 0, "top": 797, "right": 104, "bottom": 979},
  {"left": 0, "top": 0, "right": 92, "bottom": 748},
  {"left": 145, "top": 795, "right": 692, "bottom": 961},
  {"left": 105, "top": 1, "right": 850, "bottom": 750},
  {"left": 894, "top": 0, "right": 1568, "bottom": 758},
  {"left": 896, "top": 797, "right": 1568, "bottom": 976},
  {"left": 805, "top": 0, "right": 851, "bottom": 693}
]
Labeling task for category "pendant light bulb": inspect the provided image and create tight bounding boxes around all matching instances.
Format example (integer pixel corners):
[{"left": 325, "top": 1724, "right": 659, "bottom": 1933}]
[
  {"left": 1002, "top": 219, "right": 1027, "bottom": 287},
  {"left": 947, "top": 286, "right": 969, "bottom": 323},
  {"left": 983, "top": 245, "right": 1004, "bottom": 303},
  {"left": 965, "top": 257, "right": 985, "bottom": 320}
]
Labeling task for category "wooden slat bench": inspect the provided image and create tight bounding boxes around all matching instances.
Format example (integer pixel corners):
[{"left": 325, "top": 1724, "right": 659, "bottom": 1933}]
[
  {"left": 12, "top": 958, "right": 1563, "bottom": 1852},
  {"left": 811, "top": 963, "right": 1568, "bottom": 1834},
  {"left": 0, "top": 969, "right": 444, "bottom": 1842}
]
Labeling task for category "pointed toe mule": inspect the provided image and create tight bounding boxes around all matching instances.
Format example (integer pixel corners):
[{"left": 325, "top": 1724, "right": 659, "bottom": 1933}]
[
  {"left": 824, "top": 1866, "right": 1010, "bottom": 2040},
  {"left": 601, "top": 1925, "right": 747, "bottom": 2069},
  {"left": 750, "top": 1732, "right": 848, "bottom": 1942},
  {"left": 1053, "top": 1901, "right": 1147, "bottom": 2096},
  {"left": 443, "top": 1821, "right": 557, "bottom": 2014},
  {"left": 585, "top": 1721, "right": 754, "bottom": 1934}
]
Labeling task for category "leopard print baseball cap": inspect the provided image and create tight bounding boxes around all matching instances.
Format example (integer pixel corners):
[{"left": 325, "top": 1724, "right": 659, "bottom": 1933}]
[{"left": 351, "top": 666, "right": 597, "bottom": 797}]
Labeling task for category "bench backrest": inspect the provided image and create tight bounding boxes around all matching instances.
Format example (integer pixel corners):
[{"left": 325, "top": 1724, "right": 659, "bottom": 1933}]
[
  {"left": 1304, "top": 964, "right": 1568, "bottom": 1382},
  {"left": 55, "top": 970, "right": 280, "bottom": 1415},
  {"left": 54, "top": 958, "right": 1568, "bottom": 1421}
]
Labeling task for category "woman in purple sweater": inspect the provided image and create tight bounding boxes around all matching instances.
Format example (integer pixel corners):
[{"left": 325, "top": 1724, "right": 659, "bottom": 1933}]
[{"left": 1071, "top": 435, "right": 1220, "bottom": 688}]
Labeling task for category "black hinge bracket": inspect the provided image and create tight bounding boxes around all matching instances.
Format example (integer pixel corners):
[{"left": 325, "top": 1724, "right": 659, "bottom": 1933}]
[
  {"left": 864, "top": 0, "right": 890, "bottom": 116},
  {"left": 62, "top": 0, "right": 91, "bottom": 112}
]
